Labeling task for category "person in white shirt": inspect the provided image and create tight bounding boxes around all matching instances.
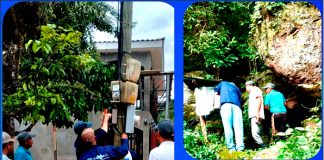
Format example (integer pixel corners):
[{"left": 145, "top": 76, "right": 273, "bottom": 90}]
[
  {"left": 245, "top": 81, "right": 266, "bottom": 149},
  {"left": 2, "top": 132, "right": 15, "bottom": 160},
  {"left": 149, "top": 119, "right": 174, "bottom": 160}
]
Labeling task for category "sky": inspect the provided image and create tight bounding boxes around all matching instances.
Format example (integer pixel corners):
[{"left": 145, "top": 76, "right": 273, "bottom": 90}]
[{"left": 93, "top": 2, "right": 174, "bottom": 72}]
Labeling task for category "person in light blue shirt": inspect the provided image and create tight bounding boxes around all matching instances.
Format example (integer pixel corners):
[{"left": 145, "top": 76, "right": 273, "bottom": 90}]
[
  {"left": 14, "top": 131, "right": 36, "bottom": 160},
  {"left": 214, "top": 81, "right": 244, "bottom": 151},
  {"left": 263, "top": 82, "right": 287, "bottom": 136}
]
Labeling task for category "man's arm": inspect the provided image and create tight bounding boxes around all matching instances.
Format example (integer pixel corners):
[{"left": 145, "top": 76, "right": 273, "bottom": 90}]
[
  {"left": 101, "top": 110, "right": 111, "bottom": 133},
  {"left": 255, "top": 96, "right": 262, "bottom": 119},
  {"left": 264, "top": 94, "right": 270, "bottom": 110},
  {"left": 109, "top": 133, "right": 129, "bottom": 159}
]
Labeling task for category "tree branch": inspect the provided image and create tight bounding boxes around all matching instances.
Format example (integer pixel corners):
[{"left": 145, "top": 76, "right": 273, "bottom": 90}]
[{"left": 14, "top": 122, "right": 36, "bottom": 136}]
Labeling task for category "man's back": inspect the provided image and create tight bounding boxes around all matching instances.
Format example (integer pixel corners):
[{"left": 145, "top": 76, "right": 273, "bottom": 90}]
[
  {"left": 80, "top": 139, "right": 128, "bottom": 160},
  {"left": 14, "top": 146, "right": 32, "bottom": 160},
  {"left": 214, "top": 81, "right": 242, "bottom": 107},
  {"left": 264, "top": 90, "right": 286, "bottom": 113},
  {"left": 149, "top": 141, "right": 174, "bottom": 160}
]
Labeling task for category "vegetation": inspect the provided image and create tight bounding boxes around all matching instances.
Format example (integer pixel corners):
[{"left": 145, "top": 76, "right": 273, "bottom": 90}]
[
  {"left": 184, "top": 2, "right": 260, "bottom": 79},
  {"left": 3, "top": 24, "right": 116, "bottom": 128},
  {"left": 3, "top": 2, "right": 117, "bottom": 130},
  {"left": 184, "top": 1, "right": 321, "bottom": 159},
  {"left": 184, "top": 113, "right": 321, "bottom": 159},
  {"left": 277, "top": 118, "right": 321, "bottom": 159}
]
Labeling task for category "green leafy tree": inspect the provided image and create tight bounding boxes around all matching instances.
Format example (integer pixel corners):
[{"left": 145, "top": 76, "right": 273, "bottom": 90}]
[
  {"left": 184, "top": 2, "right": 257, "bottom": 79},
  {"left": 3, "top": 24, "right": 116, "bottom": 128},
  {"left": 2, "top": 2, "right": 117, "bottom": 132},
  {"left": 3, "top": 2, "right": 117, "bottom": 92}
]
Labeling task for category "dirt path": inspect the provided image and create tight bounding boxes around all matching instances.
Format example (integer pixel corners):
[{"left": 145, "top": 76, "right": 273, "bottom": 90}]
[{"left": 253, "top": 141, "right": 285, "bottom": 159}]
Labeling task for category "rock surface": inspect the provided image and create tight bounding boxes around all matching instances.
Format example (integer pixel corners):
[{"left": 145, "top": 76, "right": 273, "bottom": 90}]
[{"left": 254, "top": 3, "right": 321, "bottom": 84}]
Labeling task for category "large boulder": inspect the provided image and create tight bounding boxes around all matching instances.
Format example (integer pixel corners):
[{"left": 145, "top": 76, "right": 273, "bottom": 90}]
[{"left": 253, "top": 2, "right": 321, "bottom": 84}]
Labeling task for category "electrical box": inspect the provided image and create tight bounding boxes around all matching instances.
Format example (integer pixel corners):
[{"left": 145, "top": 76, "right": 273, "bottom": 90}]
[
  {"left": 121, "top": 58, "right": 141, "bottom": 82},
  {"left": 125, "top": 105, "right": 136, "bottom": 133},
  {"left": 112, "top": 109, "right": 118, "bottom": 124},
  {"left": 111, "top": 81, "right": 138, "bottom": 104}
]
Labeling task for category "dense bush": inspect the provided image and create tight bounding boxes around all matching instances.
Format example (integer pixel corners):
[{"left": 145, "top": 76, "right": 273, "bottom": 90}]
[
  {"left": 277, "top": 116, "right": 321, "bottom": 159},
  {"left": 184, "top": 129, "right": 224, "bottom": 159}
]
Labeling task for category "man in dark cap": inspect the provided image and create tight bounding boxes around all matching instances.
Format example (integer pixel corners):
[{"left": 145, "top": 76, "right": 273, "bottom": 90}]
[
  {"left": 149, "top": 119, "right": 174, "bottom": 160},
  {"left": 74, "top": 111, "right": 111, "bottom": 160},
  {"left": 14, "top": 131, "right": 36, "bottom": 160}
]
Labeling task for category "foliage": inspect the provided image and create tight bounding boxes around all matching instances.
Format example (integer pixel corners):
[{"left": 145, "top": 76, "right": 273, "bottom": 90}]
[
  {"left": 184, "top": 2, "right": 258, "bottom": 78},
  {"left": 3, "top": 24, "right": 116, "bottom": 128},
  {"left": 277, "top": 117, "right": 321, "bottom": 159},
  {"left": 3, "top": 2, "right": 117, "bottom": 49},
  {"left": 184, "top": 129, "right": 224, "bottom": 159},
  {"left": 219, "top": 148, "right": 257, "bottom": 159},
  {"left": 42, "top": 2, "right": 118, "bottom": 51}
]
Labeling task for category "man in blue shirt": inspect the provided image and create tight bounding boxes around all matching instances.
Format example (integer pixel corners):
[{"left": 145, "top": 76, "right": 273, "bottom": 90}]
[
  {"left": 263, "top": 83, "right": 287, "bottom": 136},
  {"left": 214, "top": 81, "right": 244, "bottom": 151},
  {"left": 74, "top": 111, "right": 111, "bottom": 160},
  {"left": 79, "top": 128, "right": 128, "bottom": 160},
  {"left": 14, "top": 131, "right": 36, "bottom": 160}
]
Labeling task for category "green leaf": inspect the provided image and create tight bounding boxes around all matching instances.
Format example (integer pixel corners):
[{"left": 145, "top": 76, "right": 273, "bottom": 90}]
[
  {"left": 41, "top": 67, "right": 50, "bottom": 76},
  {"left": 25, "top": 40, "right": 33, "bottom": 49},
  {"left": 45, "top": 44, "right": 52, "bottom": 53},
  {"left": 47, "top": 23, "right": 56, "bottom": 29},
  {"left": 31, "top": 64, "right": 37, "bottom": 70},
  {"left": 24, "top": 97, "right": 33, "bottom": 106},
  {"left": 23, "top": 83, "right": 27, "bottom": 91},
  {"left": 50, "top": 110, "right": 56, "bottom": 119},
  {"left": 39, "top": 115, "right": 45, "bottom": 123},
  {"left": 32, "top": 42, "right": 41, "bottom": 53},
  {"left": 51, "top": 98, "right": 56, "bottom": 105},
  {"left": 42, "top": 45, "right": 49, "bottom": 54}
]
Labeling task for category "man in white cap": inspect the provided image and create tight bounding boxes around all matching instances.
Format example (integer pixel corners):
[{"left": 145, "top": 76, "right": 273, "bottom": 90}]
[
  {"left": 245, "top": 81, "right": 265, "bottom": 149},
  {"left": 149, "top": 119, "right": 174, "bottom": 160},
  {"left": 14, "top": 131, "right": 36, "bottom": 160},
  {"left": 2, "top": 132, "right": 15, "bottom": 160}
]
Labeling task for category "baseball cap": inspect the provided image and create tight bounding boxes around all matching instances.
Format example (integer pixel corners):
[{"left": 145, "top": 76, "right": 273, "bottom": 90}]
[
  {"left": 245, "top": 80, "right": 255, "bottom": 86},
  {"left": 154, "top": 119, "right": 174, "bottom": 139},
  {"left": 2, "top": 132, "right": 15, "bottom": 144},
  {"left": 17, "top": 131, "right": 36, "bottom": 142},
  {"left": 74, "top": 121, "right": 93, "bottom": 135},
  {"left": 263, "top": 83, "right": 275, "bottom": 89}
]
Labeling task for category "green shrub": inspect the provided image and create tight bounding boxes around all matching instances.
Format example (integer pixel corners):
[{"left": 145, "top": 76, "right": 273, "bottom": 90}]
[
  {"left": 184, "top": 129, "right": 224, "bottom": 159},
  {"left": 277, "top": 117, "right": 321, "bottom": 159}
]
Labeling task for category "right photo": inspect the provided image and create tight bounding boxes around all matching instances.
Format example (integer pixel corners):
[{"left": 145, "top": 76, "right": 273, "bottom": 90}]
[{"left": 183, "top": 2, "right": 321, "bottom": 159}]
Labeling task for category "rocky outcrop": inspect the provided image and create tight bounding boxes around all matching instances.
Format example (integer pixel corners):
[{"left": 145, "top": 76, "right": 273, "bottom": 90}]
[{"left": 253, "top": 2, "right": 321, "bottom": 84}]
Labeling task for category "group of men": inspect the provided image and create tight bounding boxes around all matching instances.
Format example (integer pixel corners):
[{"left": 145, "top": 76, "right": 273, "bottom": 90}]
[
  {"left": 214, "top": 80, "right": 287, "bottom": 151},
  {"left": 2, "top": 111, "right": 174, "bottom": 160},
  {"left": 73, "top": 112, "right": 174, "bottom": 160},
  {"left": 2, "top": 131, "right": 35, "bottom": 160}
]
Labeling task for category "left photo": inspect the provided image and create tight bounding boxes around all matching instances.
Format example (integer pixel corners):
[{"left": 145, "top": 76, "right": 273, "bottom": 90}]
[{"left": 2, "top": 2, "right": 174, "bottom": 160}]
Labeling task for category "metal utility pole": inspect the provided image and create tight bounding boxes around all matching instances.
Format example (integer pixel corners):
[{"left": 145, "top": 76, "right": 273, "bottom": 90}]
[{"left": 115, "top": 1, "right": 133, "bottom": 146}]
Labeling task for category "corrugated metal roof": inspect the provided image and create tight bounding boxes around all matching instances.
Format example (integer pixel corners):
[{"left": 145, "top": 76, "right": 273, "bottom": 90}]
[{"left": 95, "top": 37, "right": 165, "bottom": 43}]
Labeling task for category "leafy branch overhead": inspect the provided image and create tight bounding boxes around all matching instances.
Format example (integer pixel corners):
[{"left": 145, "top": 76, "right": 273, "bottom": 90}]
[
  {"left": 184, "top": 2, "right": 259, "bottom": 79},
  {"left": 3, "top": 24, "right": 116, "bottom": 128}
]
